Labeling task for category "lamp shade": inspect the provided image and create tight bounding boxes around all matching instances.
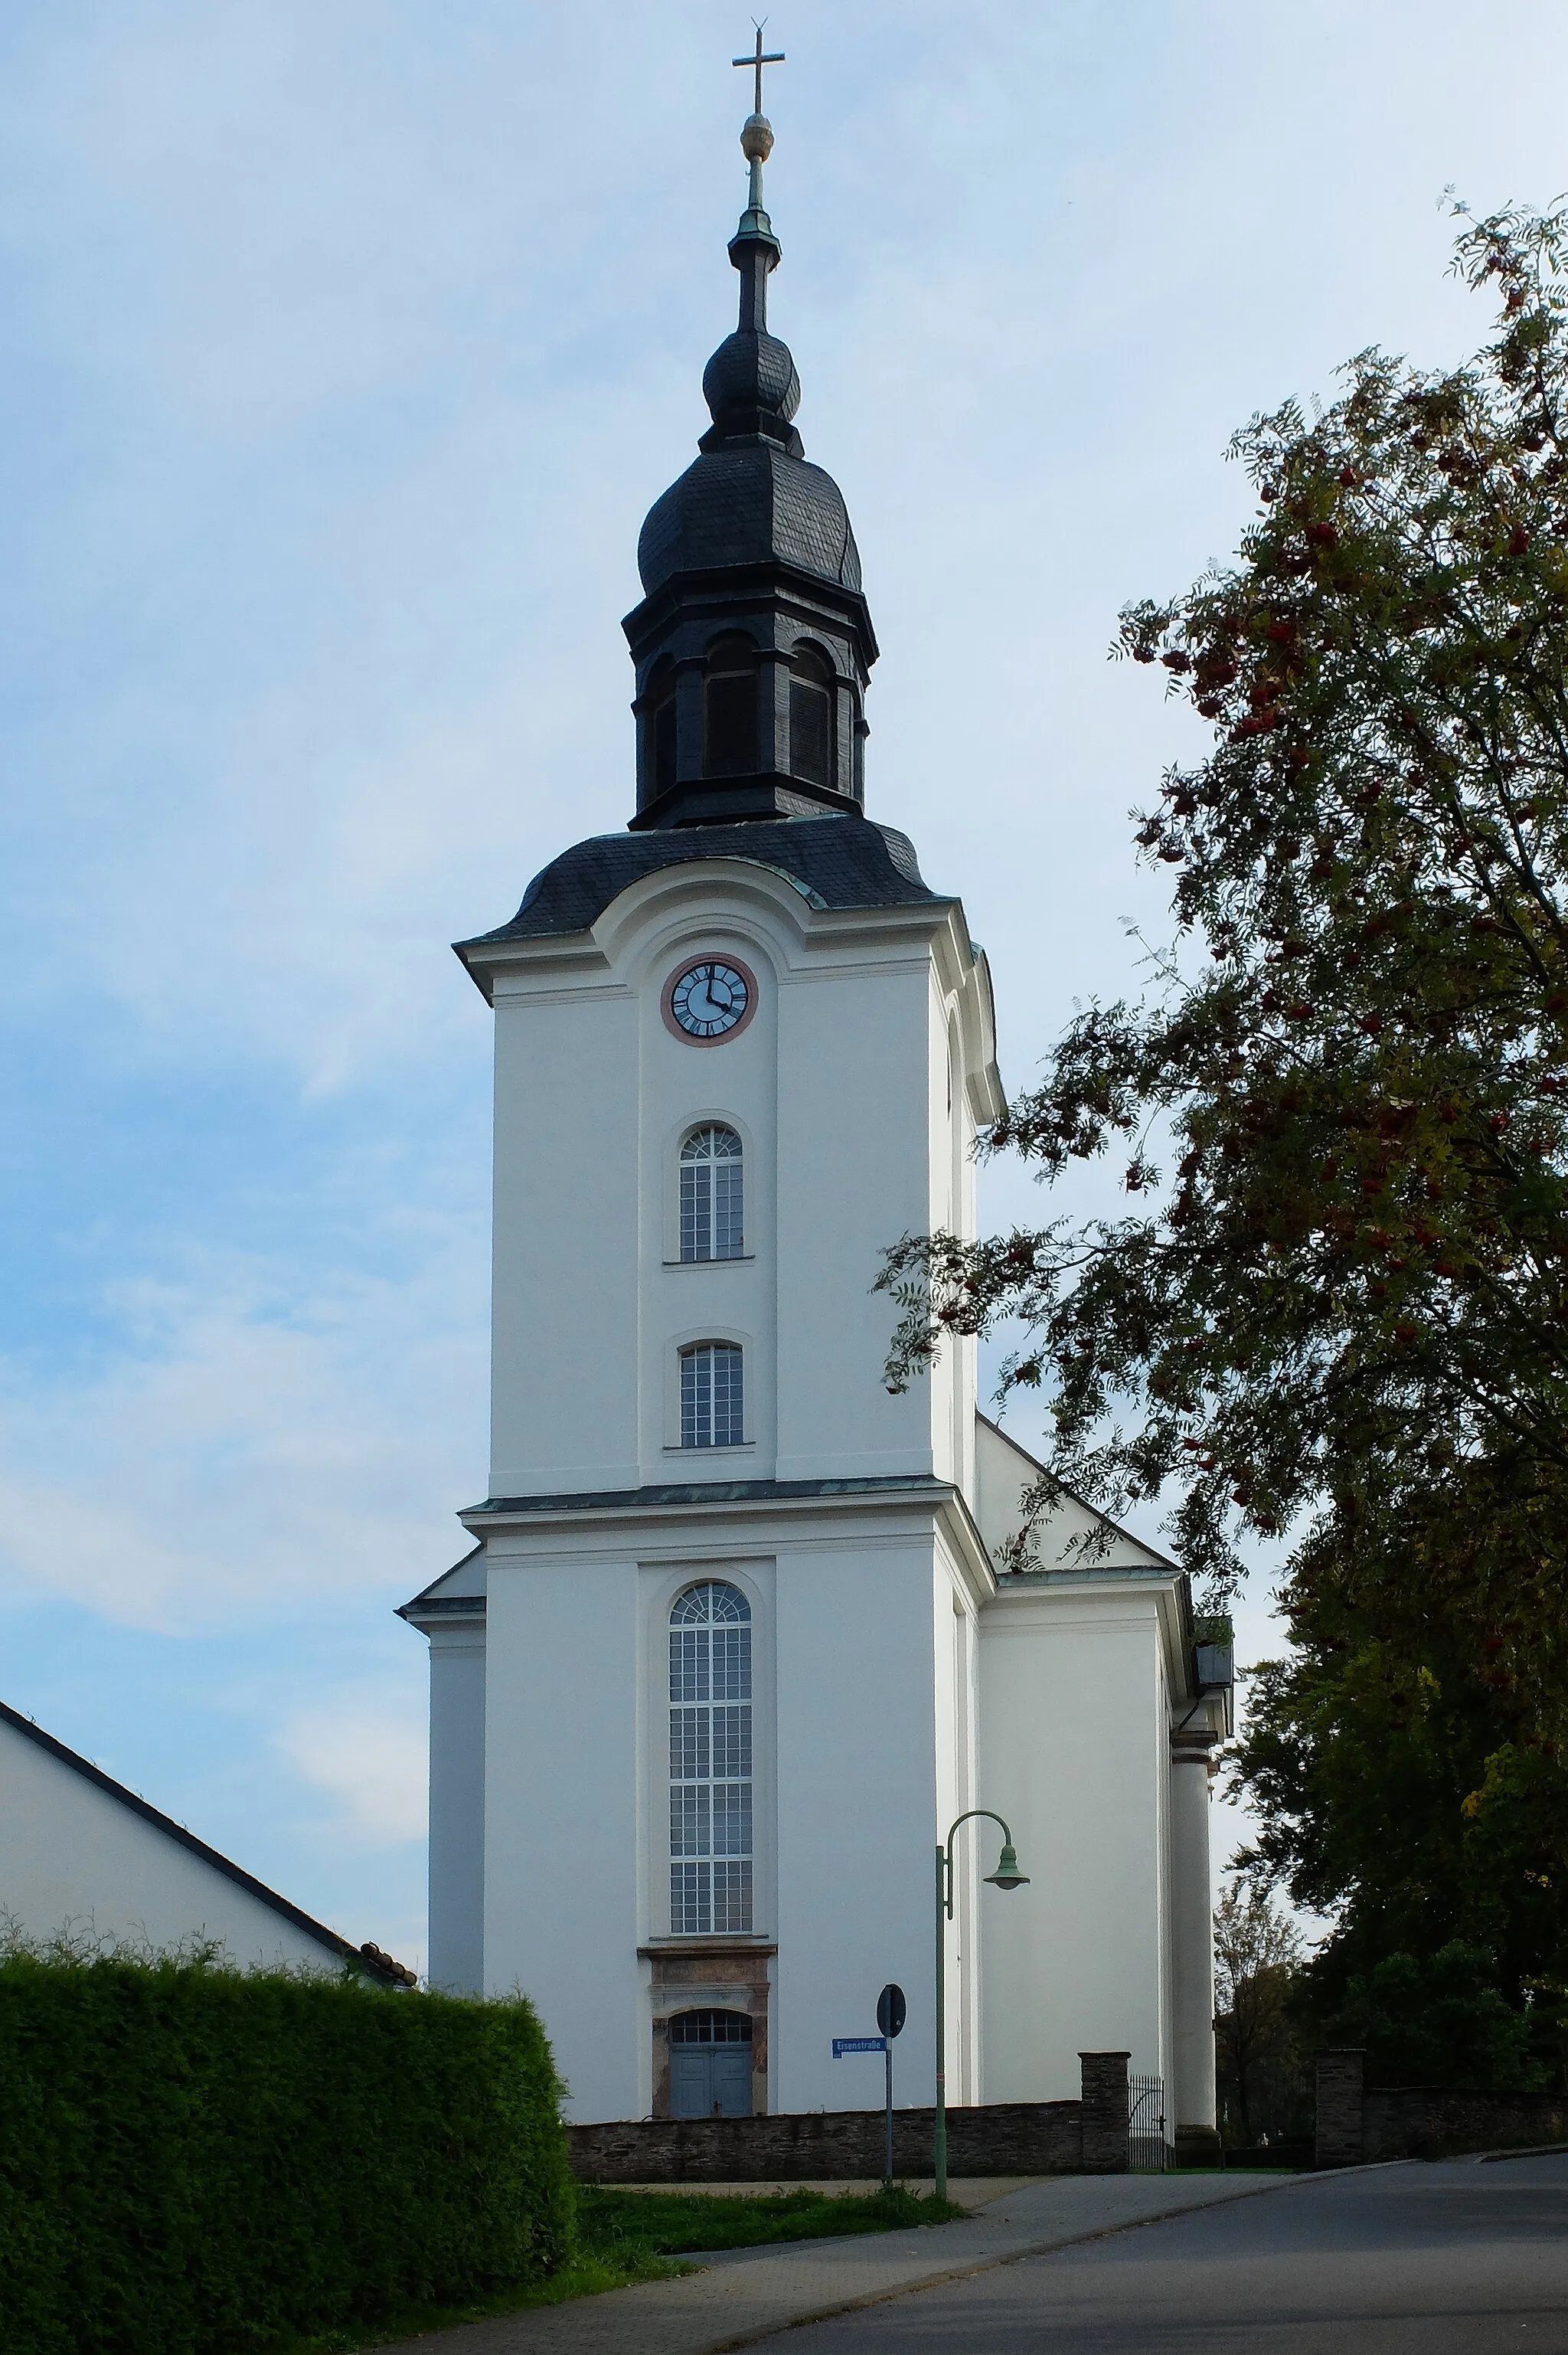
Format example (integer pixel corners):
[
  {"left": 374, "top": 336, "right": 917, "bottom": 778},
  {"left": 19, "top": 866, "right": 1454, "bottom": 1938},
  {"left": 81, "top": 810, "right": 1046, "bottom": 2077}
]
[{"left": 984, "top": 1842, "right": 1030, "bottom": 1892}]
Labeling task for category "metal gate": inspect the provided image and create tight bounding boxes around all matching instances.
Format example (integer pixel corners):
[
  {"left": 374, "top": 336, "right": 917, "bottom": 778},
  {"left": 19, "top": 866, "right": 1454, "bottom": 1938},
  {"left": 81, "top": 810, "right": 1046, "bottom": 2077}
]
[{"left": 1127, "top": 2073, "right": 1168, "bottom": 2172}]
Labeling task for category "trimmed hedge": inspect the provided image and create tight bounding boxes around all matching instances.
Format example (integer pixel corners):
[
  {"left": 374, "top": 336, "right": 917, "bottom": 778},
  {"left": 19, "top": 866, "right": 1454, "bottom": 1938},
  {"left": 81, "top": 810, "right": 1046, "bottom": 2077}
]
[{"left": 0, "top": 1953, "right": 576, "bottom": 2355}]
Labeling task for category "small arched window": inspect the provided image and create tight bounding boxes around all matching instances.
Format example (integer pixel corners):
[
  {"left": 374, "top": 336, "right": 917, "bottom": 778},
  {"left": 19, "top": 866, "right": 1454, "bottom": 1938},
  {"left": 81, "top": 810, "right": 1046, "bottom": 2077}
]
[
  {"left": 670, "top": 1581, "right": 752, "bottom": 1936},
  {"left": 789, "top": 646, "right": 835, "bottom": 790},
  {"left": 647, "top": 661, "right": 678, "bottom": 798},
  {"left": 681, "top": 1125, "right": 743, "bottom": 1262},
  {"left": 681, "top": 1343, "right": 743, "bottom": 1449},
  {"left": 704, "top": 636, "right": 759, "bottom": 778}
]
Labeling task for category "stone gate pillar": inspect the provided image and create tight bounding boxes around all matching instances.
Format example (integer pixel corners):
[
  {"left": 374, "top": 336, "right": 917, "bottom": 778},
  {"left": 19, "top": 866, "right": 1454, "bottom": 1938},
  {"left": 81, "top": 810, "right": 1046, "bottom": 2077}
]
[
  {"left": 1080, "top": 2049, "right": 1131, "bottom": 2173},
  {"left": 1315, "top": 2048, "right": 1366, "bottom": 2168}
]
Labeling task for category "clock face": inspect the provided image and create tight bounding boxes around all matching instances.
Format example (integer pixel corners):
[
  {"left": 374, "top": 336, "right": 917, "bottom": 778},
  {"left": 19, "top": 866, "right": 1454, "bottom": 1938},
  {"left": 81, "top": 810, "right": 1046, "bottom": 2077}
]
[{"left": 664, "top": 957, "right": 757, "bottom": 1044}]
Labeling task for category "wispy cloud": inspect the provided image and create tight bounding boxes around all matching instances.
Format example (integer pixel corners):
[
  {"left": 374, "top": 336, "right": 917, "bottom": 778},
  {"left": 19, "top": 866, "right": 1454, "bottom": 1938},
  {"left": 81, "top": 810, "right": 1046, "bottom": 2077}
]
[
  {"left": 0, "top": 1249, "right": 483, "bottom": 1631},
  {"left": 279, "top": 1686, "right": 429, "bottom": 1853}
]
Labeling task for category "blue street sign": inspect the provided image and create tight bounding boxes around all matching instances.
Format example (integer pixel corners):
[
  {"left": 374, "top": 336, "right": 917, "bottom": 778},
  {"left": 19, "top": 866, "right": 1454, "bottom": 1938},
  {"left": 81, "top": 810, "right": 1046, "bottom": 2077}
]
[{"left": 832, "top": 2036, "right": 887, "bottom": 2057}]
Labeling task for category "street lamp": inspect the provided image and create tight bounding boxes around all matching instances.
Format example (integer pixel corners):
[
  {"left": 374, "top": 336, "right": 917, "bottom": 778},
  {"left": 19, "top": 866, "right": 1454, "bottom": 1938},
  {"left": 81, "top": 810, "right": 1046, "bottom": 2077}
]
[{"left": 935, "top": 1809, "right": 1028, "bottom": 2201}]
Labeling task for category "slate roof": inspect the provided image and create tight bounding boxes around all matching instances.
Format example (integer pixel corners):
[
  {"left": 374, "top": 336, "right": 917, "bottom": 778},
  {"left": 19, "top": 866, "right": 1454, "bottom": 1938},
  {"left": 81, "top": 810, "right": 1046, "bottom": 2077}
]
[
  {"left": 639, "top": 442, "right": 861, "bottom": 598},
  {"left": 465, "top": 816, "right": 940, "bottom": 947}
]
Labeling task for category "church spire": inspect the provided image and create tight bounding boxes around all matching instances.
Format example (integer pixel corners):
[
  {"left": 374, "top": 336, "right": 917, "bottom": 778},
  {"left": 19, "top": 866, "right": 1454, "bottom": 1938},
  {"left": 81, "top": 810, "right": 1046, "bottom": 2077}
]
[
  {"left": 624, "top": 38, "right": 877, "bottom": 831},
  {"left": 701, "top": 31, "right": 799, "bottom": 456},
  {"left": 728, "top": 25, "right": 786, "bottom": 333}
]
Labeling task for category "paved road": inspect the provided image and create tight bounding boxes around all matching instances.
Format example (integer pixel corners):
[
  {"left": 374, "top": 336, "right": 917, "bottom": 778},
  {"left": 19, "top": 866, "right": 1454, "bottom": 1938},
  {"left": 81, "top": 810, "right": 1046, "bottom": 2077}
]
[
  {"left": 369, "top": 2172, "right": 1290, "bottom": 2355},
  {"left": 756, "top": 2155, "right": 1568, "bottom": 2355}
]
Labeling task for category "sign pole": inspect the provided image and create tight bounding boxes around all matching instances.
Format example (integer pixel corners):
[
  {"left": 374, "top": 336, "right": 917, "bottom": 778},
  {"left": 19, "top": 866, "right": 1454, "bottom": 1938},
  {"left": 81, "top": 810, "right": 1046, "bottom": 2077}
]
[{"left": 874, "top": 1982, "right": 906, "bottom": 2190}]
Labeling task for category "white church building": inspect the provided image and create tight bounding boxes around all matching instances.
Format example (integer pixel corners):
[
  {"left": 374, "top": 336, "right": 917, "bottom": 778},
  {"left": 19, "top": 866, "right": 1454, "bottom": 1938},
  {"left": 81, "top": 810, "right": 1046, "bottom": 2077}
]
[{"left": 401, "top": 95, "right": 1229, "bottom": 2143}]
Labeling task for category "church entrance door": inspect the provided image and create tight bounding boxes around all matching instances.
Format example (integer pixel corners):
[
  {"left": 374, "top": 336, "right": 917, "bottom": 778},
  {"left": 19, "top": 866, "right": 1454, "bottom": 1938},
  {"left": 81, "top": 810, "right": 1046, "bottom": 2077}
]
[{"left": 669, "top": 2007, "right": 753, "bottom": 2118}]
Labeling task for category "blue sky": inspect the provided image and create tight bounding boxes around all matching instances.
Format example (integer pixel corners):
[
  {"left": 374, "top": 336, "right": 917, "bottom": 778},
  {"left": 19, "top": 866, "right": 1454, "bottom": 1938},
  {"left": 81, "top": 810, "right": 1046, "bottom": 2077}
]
[{"left": 3, "top": 1, "right": 1565, "bottom": 1968}]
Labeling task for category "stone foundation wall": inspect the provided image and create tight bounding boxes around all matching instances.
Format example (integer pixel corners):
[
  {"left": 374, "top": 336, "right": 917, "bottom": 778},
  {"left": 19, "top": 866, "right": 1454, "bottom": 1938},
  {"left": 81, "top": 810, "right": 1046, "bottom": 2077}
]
[
  {"left": 1364, "top": 2085, "right": 1568, "bottom": 2161},
  {"left": 568, "top": 2098, "right": 1085, "bottom": 2183},
  {"left": 1316, "top": 2049, "right": 1568, "bottom": 2165}
]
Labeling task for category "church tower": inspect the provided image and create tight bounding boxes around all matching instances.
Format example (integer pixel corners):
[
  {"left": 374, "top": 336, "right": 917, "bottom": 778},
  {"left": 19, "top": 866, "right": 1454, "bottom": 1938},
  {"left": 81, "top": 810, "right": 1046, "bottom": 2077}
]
[{"left": 403, "top": 74, "right": 1226, "bottom": 2144}]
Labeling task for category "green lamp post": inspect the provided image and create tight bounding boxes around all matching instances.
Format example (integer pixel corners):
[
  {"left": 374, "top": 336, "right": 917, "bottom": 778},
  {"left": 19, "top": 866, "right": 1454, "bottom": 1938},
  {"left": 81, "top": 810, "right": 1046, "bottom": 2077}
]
[{"left": 934, "top": 1810, "right": 1029, "bottom": 2201}]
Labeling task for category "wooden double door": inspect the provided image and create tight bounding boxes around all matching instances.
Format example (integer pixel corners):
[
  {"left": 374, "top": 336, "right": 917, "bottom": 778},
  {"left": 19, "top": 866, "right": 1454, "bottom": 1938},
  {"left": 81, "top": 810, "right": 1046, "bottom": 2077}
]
[{"left": 669, "top": 2007, "right": 753, "bottom": 2118}]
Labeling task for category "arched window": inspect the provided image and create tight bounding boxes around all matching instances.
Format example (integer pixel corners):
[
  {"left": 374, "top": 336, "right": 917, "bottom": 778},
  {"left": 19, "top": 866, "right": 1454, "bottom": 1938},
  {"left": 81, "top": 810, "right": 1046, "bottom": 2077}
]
[
  {"left": 704, "top": 636, "right": 759, "bottom": 778},
  {"left": 789, "top": 646, "right": 834, "bottom": 791},
  {"left": 681, "top": 1125, "right": 743, "bottom": 1262},
  {"left": 670, "top": 1581, "right": 753, "bottom": 1937},
  {"left": 647, "top": 660, "right": 678, "bottom": 798},
  {"left": 680, "top": 1343, "right": 743, "bottom": 1448}
]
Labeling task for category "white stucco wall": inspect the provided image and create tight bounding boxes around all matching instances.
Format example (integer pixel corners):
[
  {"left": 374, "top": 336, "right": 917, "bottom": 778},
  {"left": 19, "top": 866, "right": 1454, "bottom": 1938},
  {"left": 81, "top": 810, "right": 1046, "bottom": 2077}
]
[
  {"left": 0, "top": 1711, "right": 353, "bottom": 1974},
  {"left": 427, "top": 1607, "right": 487, "bottom": 1996},
  {"left": 976, "top": 1581, "right": 1180, "bottom": 2101},
  {"left": 490, "top": 986, "right": 642, "bottom": 1493},
  {"left": 482, "top": 1546, "right": 644, "bottom": 2119},
  {"left": 471, "top": 1498, "right": 969, "bottom": 2124},
  {"left": 772, "top": 1534, "right": 941, "bottom": 2115},
  {"left": 478, "top": 861, "right": 1000, "bottom": 1504},
  {"left": 971, "top": 1414, "right": 1220, "bottom": 2122}
]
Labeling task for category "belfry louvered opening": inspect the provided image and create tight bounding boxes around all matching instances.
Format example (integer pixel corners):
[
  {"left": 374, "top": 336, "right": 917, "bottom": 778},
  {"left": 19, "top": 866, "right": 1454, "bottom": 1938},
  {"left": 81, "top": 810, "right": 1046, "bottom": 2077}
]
[
  {"left": 646, "top": 660, "right": 678, "bottom": 798},
  {"left": 703, "top": 636, "right": 760, "bottom": 777},
  {"left": 789, "top": 644, "right": 834, "bottom": 790}
]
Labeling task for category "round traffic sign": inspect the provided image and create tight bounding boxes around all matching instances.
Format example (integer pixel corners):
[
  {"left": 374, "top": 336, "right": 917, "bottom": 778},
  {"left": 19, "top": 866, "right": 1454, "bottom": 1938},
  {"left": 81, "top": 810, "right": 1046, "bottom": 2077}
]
[{"left": 877, "top": 1982, "right": 906, "bottom": 2039}]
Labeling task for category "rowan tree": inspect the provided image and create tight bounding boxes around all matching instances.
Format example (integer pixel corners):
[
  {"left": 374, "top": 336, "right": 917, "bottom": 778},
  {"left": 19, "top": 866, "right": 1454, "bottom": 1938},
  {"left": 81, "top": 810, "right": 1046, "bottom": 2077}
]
[{"left": 880, "top": 204, "right": 1568, "bottom": 1751}]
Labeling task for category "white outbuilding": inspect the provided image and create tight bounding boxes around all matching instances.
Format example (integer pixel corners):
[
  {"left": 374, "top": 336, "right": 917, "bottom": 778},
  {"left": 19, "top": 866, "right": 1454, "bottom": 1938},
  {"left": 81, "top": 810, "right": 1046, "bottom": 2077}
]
[
  {"left": 402, "top": 101, "right": 1231, "bottom": 2144},
  {"left": 0, "top": 1699, "right": 413, "bottom": 1984}
]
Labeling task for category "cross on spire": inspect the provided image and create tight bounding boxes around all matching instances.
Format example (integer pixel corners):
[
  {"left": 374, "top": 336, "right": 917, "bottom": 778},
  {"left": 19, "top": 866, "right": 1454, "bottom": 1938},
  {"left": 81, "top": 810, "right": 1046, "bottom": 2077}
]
[{"left": 733, "top": 22, "right": 785, "bottom": 116}]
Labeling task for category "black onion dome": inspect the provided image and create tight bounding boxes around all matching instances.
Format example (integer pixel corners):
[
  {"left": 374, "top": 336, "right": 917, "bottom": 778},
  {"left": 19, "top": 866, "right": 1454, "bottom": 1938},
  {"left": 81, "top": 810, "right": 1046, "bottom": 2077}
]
[
  {"left": 701, "top": 328, "right": 801, "bottom": 446},
  {"left": 638, "top": 443, "right": 861, "bottom": 596},
  {"left": 620, "top": 110, "right": 877, "bottom": 829},
  {"left": 634, "top": 152, "right": 862, "bottom": 600}
]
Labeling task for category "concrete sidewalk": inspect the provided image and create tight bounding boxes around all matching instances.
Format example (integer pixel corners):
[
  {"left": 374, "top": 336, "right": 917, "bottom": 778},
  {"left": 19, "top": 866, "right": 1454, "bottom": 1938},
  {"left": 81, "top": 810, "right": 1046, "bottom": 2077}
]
[{"left": 368, "top": 2171, "right": 1298, "bottom": 2355}]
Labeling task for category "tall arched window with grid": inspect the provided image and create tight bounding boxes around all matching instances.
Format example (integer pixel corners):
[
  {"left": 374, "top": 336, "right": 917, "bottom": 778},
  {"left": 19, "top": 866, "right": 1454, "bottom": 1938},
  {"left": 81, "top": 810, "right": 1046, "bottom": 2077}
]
[
  {"left": 680, "top": 1124, "right": 743, "bottom": 1261},
  {"left": 669, "top": 1581, "right": 753, "bottom": 1935}
]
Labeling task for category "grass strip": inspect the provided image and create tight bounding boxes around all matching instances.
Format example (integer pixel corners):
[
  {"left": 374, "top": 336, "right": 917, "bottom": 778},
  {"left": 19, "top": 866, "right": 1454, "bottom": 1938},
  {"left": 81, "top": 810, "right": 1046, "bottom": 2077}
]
[
  {"left": 256, "top": 2183, "right": 968, "bottom": 2353},
  {"left": 578, "top": 2181, "right": 968, "bottom": 2257}
]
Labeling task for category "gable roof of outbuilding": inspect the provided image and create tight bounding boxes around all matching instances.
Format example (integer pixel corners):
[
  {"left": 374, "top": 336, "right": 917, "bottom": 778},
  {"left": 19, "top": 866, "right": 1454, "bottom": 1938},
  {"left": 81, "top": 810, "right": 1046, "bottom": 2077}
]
[{"left": 0, "top": 1699, "right": 401, "bottom": 1983}]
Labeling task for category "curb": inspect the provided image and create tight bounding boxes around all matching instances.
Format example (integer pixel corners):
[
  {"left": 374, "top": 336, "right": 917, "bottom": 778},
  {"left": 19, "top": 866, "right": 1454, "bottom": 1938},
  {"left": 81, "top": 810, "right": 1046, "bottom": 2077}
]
[
  {"left": 1474, "top": 2141, "right": 1568, "bottom": 2164},
  {"left": 690, "top": 2173, "right": 1304, "bottom": 2355}
]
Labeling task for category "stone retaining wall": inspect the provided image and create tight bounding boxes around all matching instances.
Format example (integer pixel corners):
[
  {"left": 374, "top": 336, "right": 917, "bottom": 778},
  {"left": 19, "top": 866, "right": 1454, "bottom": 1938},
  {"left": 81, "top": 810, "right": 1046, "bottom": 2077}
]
[
  {"left": 1315, "top": 2049, "right": 1568, "bottom": 2164},
  {"left": 568, "top": 2098, "right": 1086, "bottom": 2183},
  {"left": 1364, "top": 2084, "right": 1568, "bottom": 2160}
]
